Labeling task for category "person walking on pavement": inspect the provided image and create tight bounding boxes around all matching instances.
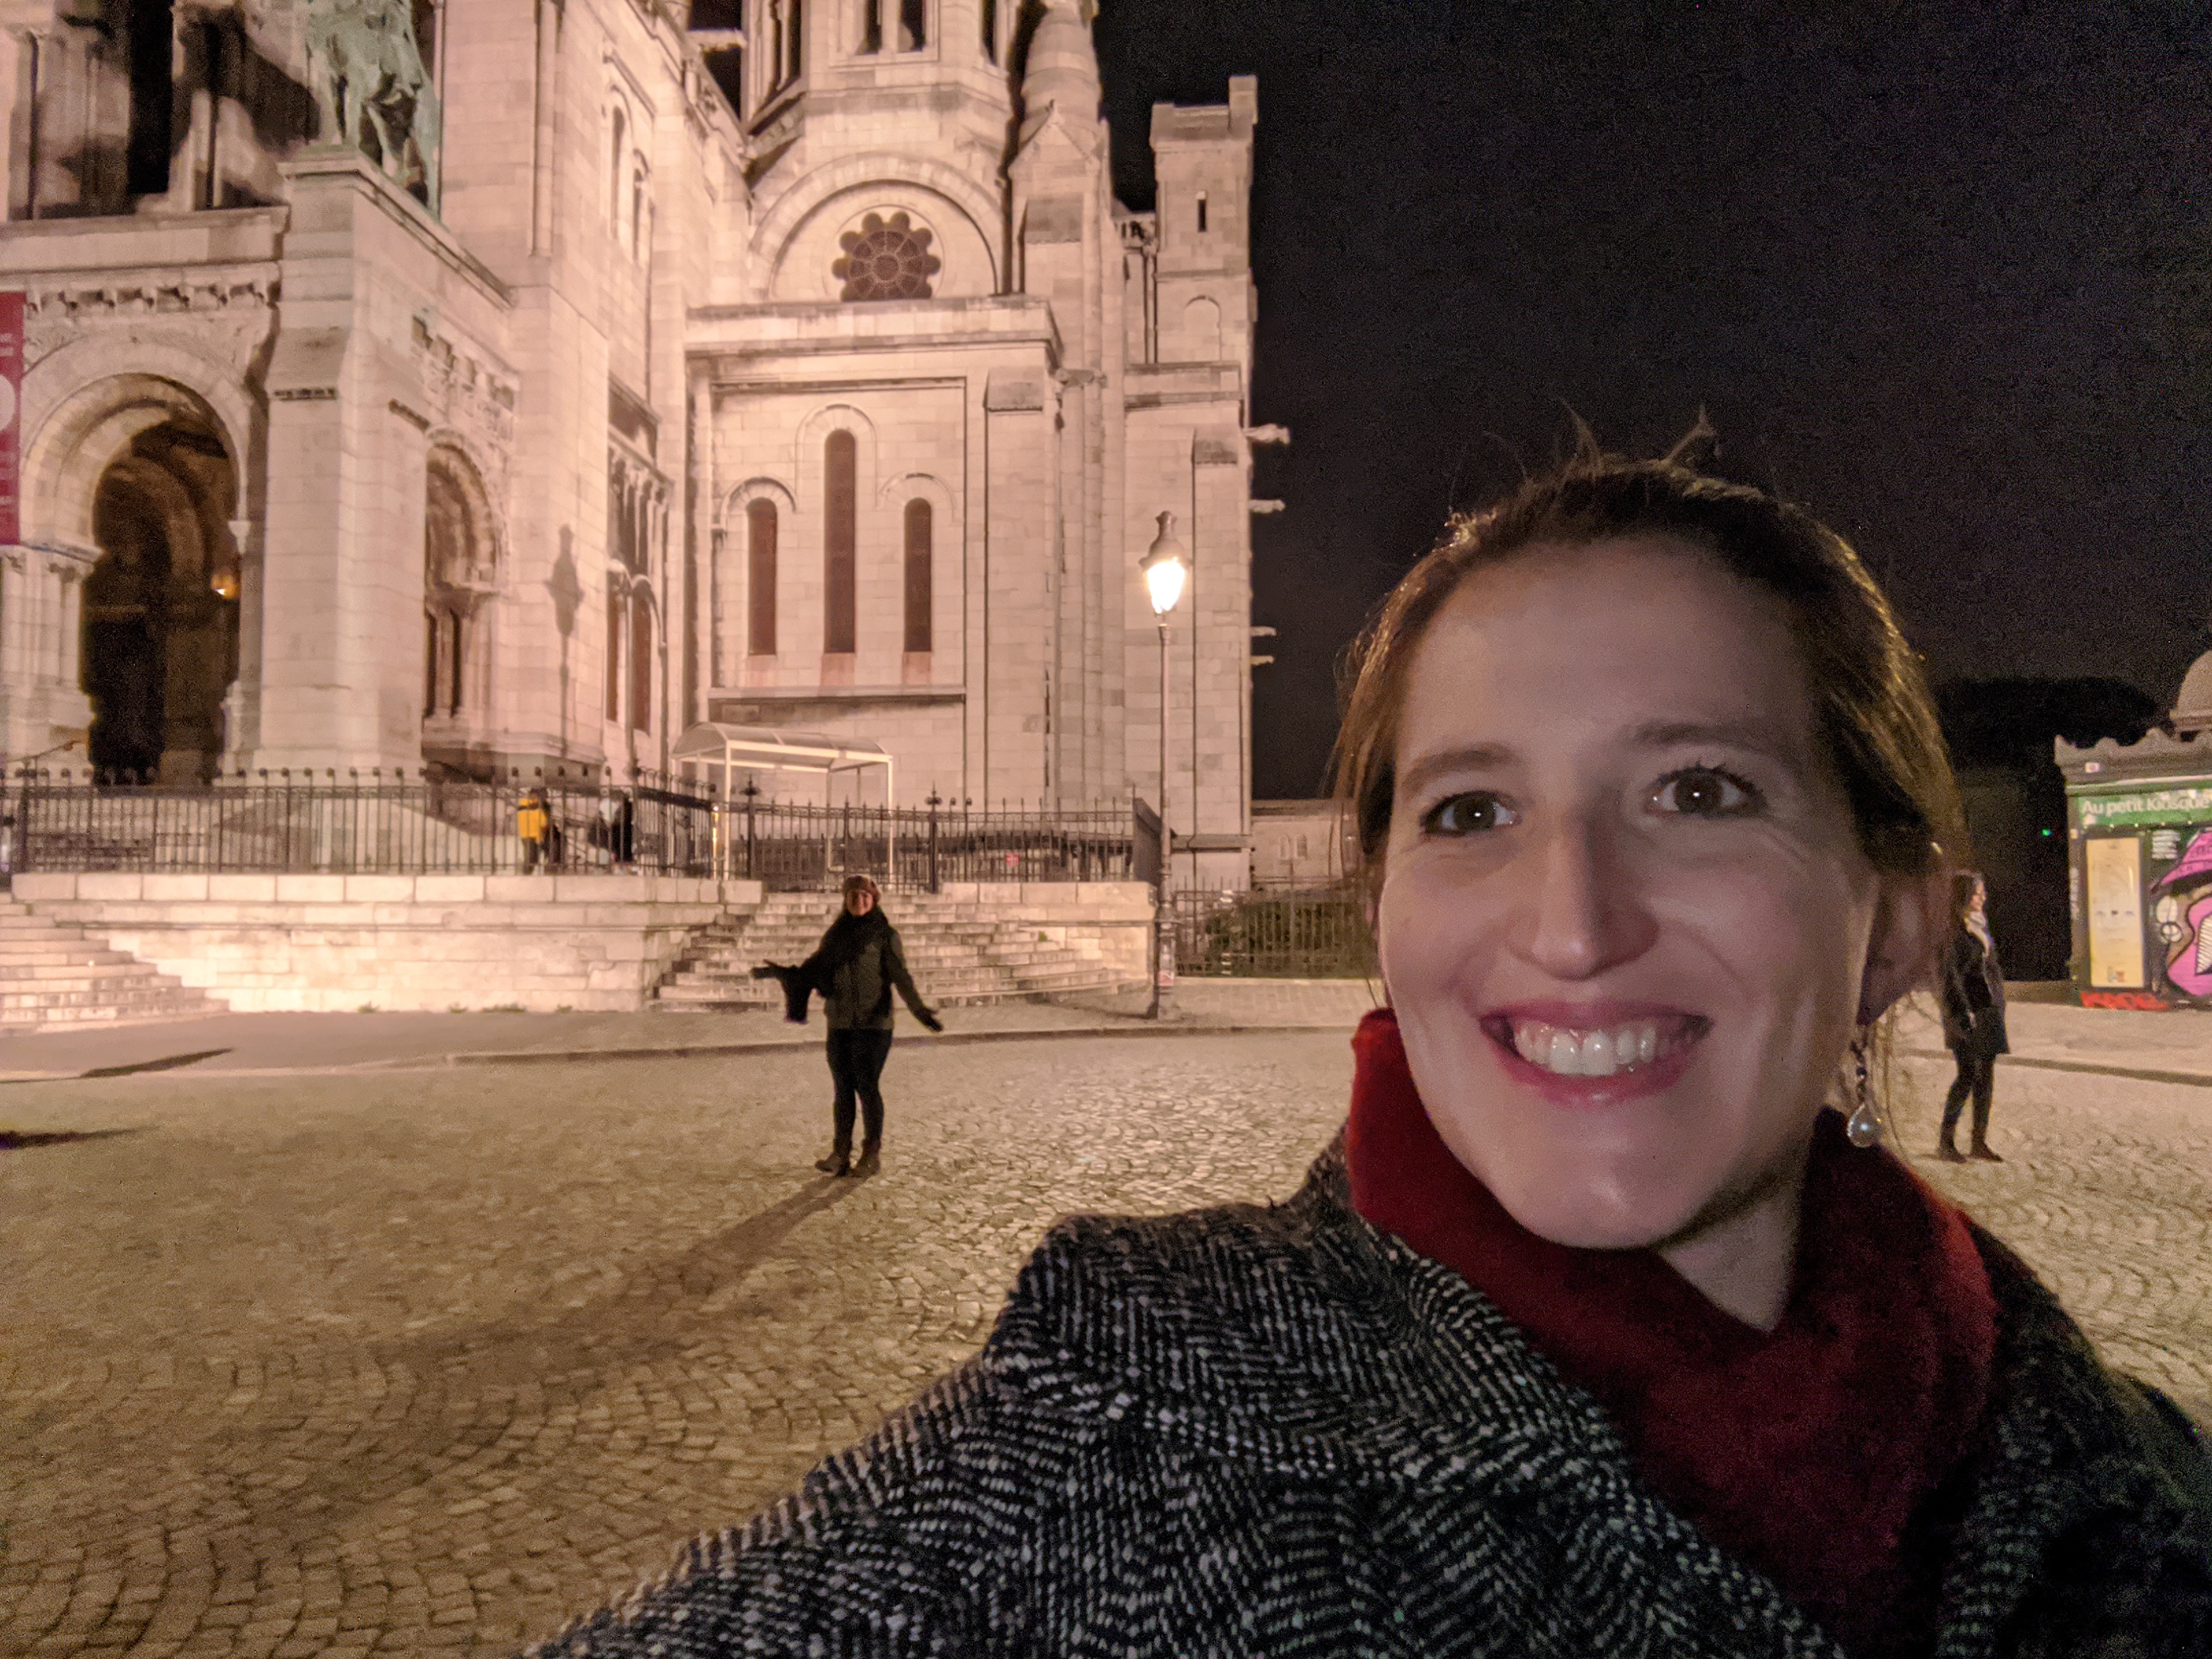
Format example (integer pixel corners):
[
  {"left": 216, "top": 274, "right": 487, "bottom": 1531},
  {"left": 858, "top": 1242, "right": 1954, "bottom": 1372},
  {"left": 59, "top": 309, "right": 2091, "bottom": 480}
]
[
  {"left": 1938, "top": 871, "right": 2008, "bottom": 1162},
  {"left": 798, "top": 873, "right": 940, "bottom": 1178}
]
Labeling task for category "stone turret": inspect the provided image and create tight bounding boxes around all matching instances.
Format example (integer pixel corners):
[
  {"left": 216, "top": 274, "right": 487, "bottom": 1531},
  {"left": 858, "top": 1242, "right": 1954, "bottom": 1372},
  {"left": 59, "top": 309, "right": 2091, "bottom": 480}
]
[
  {"left": 1020, "top": 0, "right": 1102, "bottom": 140},
  {"left": 2171, "top": 649, "right": 2212, "bottom": 736}
]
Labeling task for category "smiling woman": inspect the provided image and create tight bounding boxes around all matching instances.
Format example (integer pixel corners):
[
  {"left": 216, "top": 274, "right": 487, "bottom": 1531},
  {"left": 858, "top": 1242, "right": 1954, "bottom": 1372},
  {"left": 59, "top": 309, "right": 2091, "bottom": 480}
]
[{"left": 525, "top": 445, "right": 2212, "bottom": 1659}]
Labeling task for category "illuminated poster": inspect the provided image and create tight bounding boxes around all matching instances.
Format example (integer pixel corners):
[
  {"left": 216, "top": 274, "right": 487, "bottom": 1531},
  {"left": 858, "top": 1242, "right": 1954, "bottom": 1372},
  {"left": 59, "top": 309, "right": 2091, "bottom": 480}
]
[
  {"left": 0, "top": 290, "right": 19, "bottom": 545},
  {"left": 2085, "top": 836, "right": 2146, "bottom": 989}
]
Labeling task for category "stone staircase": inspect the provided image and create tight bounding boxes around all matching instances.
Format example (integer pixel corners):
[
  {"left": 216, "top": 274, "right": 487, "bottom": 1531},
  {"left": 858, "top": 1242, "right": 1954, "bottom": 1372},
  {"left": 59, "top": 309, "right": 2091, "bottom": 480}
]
[
  {"left": 655, "top": 890, "right": 1139, "bottom": 1010},
  {"left": 0, "top": 897, "right": 226, "bottom": 1030}
]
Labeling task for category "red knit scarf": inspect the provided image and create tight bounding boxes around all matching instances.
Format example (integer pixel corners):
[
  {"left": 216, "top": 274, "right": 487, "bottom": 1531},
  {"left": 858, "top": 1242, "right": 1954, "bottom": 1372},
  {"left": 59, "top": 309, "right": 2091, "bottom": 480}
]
[{"left": 1344, "top": 1009, "right": 1997, "bottom": 1658}]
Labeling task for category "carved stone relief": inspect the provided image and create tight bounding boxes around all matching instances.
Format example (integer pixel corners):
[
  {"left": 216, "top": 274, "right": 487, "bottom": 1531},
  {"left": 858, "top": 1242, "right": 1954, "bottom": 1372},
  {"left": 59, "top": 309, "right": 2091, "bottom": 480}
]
[{"left": 22, "top": 275, "right": 280, "bottom": 382}]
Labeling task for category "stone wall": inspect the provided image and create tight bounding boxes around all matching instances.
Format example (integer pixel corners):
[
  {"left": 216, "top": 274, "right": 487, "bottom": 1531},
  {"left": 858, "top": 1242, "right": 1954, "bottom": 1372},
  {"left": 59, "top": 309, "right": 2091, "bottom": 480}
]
[
  {"left": 11, "top": 873, "right": 1155, "bottom": 1012},
  {"left": 12, "top": 872, "right": 764, "bottom": 1014}
]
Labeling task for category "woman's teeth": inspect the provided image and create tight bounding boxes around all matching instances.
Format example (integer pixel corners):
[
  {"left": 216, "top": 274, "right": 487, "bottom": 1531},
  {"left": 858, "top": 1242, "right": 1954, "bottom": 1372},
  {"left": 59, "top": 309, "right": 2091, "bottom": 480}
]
[{"left": 1512, "top": 1019, "right": 1664, "bottom": 1077}]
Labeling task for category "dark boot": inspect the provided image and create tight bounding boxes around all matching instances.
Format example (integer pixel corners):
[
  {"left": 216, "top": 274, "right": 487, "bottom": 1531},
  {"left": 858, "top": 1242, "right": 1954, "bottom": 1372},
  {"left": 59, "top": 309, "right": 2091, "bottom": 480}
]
[
  {"left": 1936, "top": 1141, "right": 1967, "bottom": 1163},
  {"left": 852, "top": 1137, "right": 881, "bottom": 1178},
  {"left": 1969, "top": 1143, "right": 2003, "bottom": 1162},
  {"left": 815, "top": 1133, "right": 851, "bottom": 1176}
]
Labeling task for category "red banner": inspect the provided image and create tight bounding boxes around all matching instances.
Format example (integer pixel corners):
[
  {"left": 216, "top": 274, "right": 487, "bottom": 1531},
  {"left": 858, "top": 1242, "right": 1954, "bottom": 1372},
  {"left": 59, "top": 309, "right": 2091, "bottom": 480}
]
[{"left": 0, "top": 291, "right": 21, "bottom": 545}]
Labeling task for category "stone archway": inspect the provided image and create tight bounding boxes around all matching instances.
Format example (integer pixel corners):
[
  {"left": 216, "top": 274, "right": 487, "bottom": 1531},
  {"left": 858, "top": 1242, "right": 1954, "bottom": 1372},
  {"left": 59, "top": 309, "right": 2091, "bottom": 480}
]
[
  {"left": 73, "top": 396, "right": 241, "bottom": 783},
  {"left": 419, "top": 443, "right": 500, "bottom": 774}
]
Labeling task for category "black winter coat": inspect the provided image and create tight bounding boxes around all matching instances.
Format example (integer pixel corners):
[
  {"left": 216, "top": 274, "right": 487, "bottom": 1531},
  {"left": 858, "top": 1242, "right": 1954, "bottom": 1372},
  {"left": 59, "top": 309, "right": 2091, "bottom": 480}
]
[
  {"left": 808, "top": 920, "right": 931, "bottom": 1032},
  {"left": 1943, "top": 927, "right": 2011, "bottom": 1057},
  {"left": 526, "top": 1136, "right": 2212, "bottom": 1658}
]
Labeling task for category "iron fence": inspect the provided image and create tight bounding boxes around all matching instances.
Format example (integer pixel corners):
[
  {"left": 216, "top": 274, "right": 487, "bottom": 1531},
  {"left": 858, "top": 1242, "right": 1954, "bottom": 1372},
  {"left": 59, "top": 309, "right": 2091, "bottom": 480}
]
[
  {"left": 4, "top": 772, "right": 1141, "bottom": 890},
  {"left": 5, "top": 773, "right": 718, "bottom": 876},
  {"left": 1168, "top": 884, "right": 1374, "bottom": 979},
  {"left": 720, "top": 793, "right": 1135, "bottom": 891}
]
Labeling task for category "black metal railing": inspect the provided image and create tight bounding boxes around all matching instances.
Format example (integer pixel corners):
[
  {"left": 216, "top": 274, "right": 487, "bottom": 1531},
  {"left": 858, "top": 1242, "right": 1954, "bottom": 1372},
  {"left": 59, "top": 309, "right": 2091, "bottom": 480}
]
[
  {"left": 5, "top": 771, "right": 1141, "bottom": 890},
  {"left": 720, "top": 791, "right": 1135, "bottom": 891},
  {"left": 6, "top": 770, "right": 718, "bottom": 876},
  {"left": 1168, "top": 884, "right": 1374, "bottom": 978}
]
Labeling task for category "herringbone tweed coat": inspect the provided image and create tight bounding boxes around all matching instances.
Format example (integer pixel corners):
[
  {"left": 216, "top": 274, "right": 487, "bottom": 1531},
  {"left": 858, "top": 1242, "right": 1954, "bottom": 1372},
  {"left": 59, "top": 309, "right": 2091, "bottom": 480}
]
[{"left": 527, "top": 1136, "right": 2212, "bottom": 1658}]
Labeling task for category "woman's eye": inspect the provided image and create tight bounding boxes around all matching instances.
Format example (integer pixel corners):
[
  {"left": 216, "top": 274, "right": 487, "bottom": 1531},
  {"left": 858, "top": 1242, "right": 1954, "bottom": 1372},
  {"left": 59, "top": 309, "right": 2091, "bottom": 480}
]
[
  {"left": 1421, "top": 792, "right": 1518, "bottom": 835},
  {"left": 1652, "top": 766, "right": 1760, "bottom": 817}
]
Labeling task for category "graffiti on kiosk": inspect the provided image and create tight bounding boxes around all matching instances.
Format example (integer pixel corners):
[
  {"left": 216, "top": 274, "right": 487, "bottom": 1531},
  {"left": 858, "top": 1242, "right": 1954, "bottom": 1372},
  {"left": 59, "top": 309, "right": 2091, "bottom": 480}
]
[
  {"left": 2083, "top": 989, "right": 2171, "bottom": 1010},
  {"left": 2150, "top": 826, "right": 2212, "bottom": 1004}
]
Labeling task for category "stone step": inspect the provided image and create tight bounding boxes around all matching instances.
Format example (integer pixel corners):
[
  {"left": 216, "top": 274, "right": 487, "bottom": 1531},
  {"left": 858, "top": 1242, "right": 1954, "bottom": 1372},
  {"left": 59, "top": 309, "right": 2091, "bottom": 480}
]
[
  {"left": 0, "top": 905, "right": 228, "bottom": 1029},
  {"left": 0, "top": 943, "right": 133, "bottom": 966},
  {"left": 0, "top": 982, "right": 206, "bottom": 1015},
  {"left": 0, "top": 962, "right": 159, "bottom": 989},
  {"left": 0, "top": 1000, "right": 222, "bottom": 1031},
  {"left": 0, "top": 916, "right": 88, "bottom": 936}
]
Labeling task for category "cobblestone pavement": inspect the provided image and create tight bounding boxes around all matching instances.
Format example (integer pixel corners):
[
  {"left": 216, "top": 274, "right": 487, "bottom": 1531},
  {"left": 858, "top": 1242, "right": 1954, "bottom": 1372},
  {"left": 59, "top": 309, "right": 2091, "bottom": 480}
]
[{"left": 1, "top": 1031, "right": 2207, "bottom": 1656}]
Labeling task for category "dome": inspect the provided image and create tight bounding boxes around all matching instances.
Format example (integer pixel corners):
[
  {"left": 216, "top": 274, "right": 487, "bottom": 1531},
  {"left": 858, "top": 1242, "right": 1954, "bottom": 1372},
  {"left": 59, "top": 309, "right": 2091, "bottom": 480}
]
[
  {"left": 1023, "top": 2, "right": 1099, "bottom": 117},
  {"left": 2175, "top": 649, "right": 2212, "bottom": 734}
]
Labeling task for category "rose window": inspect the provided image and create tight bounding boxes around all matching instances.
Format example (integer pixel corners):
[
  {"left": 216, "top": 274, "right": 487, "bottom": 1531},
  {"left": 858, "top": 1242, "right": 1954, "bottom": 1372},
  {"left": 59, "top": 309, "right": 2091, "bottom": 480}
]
[{"left": 834, "top": 211, "right": 941, "bottom": 302}]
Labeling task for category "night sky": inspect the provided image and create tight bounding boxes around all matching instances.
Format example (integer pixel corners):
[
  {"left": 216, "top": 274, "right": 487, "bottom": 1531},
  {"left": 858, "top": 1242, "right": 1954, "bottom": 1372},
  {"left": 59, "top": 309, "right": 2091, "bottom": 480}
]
[{"left": 1090, "top": 0, "right": 2212, "bottom": 799}]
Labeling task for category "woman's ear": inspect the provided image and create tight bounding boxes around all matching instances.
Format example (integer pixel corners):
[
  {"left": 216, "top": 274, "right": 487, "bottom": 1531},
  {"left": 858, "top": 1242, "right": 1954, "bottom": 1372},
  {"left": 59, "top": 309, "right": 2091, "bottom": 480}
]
[{"left": 1859, "top": 868, "right": 1950, "bottom": 1024}]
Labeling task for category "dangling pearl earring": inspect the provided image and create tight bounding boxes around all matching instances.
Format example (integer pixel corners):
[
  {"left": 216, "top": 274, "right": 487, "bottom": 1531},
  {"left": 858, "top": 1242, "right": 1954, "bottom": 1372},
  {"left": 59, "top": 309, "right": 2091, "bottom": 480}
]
[{"left": 1846, "top": 1029, "right": 1883, "bottom": 1147}]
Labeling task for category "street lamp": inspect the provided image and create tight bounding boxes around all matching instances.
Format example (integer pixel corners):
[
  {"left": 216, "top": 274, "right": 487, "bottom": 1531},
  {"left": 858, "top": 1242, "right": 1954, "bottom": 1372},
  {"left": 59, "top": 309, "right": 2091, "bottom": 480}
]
[{"left": 1141, "top": 510, "right": 1188, "bottom": 1020}]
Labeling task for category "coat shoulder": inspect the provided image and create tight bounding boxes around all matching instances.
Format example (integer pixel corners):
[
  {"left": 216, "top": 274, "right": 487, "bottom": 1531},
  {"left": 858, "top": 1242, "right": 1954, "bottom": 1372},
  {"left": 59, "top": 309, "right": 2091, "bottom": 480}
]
[
  {"left": 1963, "top": 1225, "right": 2212, "bottom": 1655},
  {"left": 979, "top": 1147, "right": 1427, "bottom": 1440}
]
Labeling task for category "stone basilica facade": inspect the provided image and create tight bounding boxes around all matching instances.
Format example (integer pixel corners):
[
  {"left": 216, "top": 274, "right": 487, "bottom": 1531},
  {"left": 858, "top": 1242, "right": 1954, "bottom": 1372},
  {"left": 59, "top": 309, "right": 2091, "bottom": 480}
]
[{"left": 0, "top": 0, "right": 1265, "bottom": 878}]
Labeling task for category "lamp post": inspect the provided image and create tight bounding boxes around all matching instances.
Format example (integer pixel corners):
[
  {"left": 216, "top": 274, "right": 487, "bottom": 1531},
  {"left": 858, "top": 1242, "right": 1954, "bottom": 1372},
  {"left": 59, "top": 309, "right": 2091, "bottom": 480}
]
[{"left": 1140, "top": 510, "right": 1189, "bottom": 1021}]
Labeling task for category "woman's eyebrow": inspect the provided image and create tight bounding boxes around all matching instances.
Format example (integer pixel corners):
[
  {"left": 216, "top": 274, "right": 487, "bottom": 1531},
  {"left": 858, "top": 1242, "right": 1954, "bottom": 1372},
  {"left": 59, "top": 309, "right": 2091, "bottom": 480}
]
[
  {"left": 1397, "top": 744, "right": 1515, "bottom": 798},
  {"left": 1630, "top": 718, "right": 1801, "bottom": 765}
]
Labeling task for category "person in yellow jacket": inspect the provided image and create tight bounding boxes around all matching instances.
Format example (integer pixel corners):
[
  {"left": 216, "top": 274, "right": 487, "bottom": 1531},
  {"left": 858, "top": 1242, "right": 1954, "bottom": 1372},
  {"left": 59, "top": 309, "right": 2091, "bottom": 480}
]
[{"left": 517, "top": 787, "right": 551, "bottom": 874}]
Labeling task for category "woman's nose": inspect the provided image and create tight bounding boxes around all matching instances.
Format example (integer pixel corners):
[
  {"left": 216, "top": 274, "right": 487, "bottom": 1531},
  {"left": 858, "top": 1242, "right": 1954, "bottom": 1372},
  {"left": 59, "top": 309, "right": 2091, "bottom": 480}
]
[{"left": 1517, "top": 815, "right": 1656, "bottom": 980}]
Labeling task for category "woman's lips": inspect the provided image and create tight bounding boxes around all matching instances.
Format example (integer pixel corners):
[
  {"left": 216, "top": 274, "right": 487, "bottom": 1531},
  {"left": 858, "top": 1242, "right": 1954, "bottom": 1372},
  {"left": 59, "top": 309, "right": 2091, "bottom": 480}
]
[{"left": 1476, "top": 1007, "right": 1709, "bottom": 1104}]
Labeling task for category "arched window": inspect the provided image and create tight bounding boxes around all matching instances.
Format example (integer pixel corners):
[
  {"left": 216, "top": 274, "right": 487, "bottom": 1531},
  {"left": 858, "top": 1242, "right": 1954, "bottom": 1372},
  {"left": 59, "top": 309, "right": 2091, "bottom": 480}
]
[
  {"left": 1197, "top": 191, "right": 1209, "bottom": 234},
  {"left": 823, "top": 432, "right": 857, "bottom": 653},
  {"left": 609, "top": 107, "right": 627, "bottom": 238},
  {"left": 898, "top": 0, "right": 925, "bottom": 49},
  {"left": 424, "top": 455, "right": 485, "bottom": 722},
  {"left": 747, "top": 499, "right": 778, "bottom": 655},
  {"left": 859, "top": 0, "right": 882, "bottom": 52},
  {"left": 903, "top": 498, "right": 932, "bottom": 653},
  {"left": 787, "top": 0, "right": 804, "bottom": 79},
  {"left": 1183, "top": 295, "right": 1222, "bottom": 362},
  {"left": 630, "top": 591, "right": 654, "bottom": 733},
  {"left": 127, "top": 0, "right": 174, "bottom": 197},
  {"left": 981, "top": 0, "right": 996, "bottom": 60},
  {"left": 631, "top": 170, "right": 647, "bottom": 258},
  {"left": 605, "top": 582, "right": 624, "bottom": 721}
]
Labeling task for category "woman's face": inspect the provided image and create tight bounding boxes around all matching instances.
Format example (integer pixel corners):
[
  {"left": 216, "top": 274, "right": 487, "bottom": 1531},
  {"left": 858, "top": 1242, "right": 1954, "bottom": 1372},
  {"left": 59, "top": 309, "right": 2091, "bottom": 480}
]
[
  {"left": 1377, "top": 536, "right": 1930, "bottom": 1256},
  {"left": 846, "top": 887, "right": 877, "bottom": 917}
]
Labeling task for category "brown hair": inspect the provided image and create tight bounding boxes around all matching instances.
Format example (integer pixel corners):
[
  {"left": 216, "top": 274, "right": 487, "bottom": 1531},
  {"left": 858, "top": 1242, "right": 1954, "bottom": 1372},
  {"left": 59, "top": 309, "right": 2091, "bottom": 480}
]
[{"left": 1329, "top": 438, "right": 1965, "bottom": 916}]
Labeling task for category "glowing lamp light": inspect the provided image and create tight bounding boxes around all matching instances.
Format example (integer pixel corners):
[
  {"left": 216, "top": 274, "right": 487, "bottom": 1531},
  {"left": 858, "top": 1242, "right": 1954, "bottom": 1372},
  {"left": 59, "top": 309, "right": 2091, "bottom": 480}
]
[
  {"left": 209, "top": 562, "right": 241, "bottom": 600},
  {"left": 1141, "top": 510, "right": 1188, "bottom": 618}
]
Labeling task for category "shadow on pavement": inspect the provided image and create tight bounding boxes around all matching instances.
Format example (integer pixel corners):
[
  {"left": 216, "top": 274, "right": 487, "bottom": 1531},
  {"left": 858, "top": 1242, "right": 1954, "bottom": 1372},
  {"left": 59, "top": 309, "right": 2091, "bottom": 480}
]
[
  {"left": 170, "top": 1172, "right": 874, "bottom": 1548},
  {"left": 0, "top": 1048, "right": 232, "bottom": 1084},
  {"left": 0, "top": 1126, "right": 151, "bottom": 1150},
  {"left": 77, "top": 1049, "right": 233, "bottom": 1079}
]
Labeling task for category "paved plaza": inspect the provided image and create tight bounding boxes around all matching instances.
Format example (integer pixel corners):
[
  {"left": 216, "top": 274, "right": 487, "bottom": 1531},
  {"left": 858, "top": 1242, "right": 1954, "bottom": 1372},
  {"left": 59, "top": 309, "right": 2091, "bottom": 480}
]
[{"left": 1, "top": 1020, "right": 2209, "bottom": 1656}]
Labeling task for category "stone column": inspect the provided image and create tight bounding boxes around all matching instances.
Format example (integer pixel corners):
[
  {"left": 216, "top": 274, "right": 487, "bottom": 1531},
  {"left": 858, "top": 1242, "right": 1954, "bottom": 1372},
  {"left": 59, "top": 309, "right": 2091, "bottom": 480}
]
[
  {"left": 981, "top": 365, "right": 1058, "bottom": 803},
  {"left": 0, "top": 548, "right": 22, "bottom": 762},
  {"left": 244, "top": 148, "right": 432, "bottom": 774}
]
